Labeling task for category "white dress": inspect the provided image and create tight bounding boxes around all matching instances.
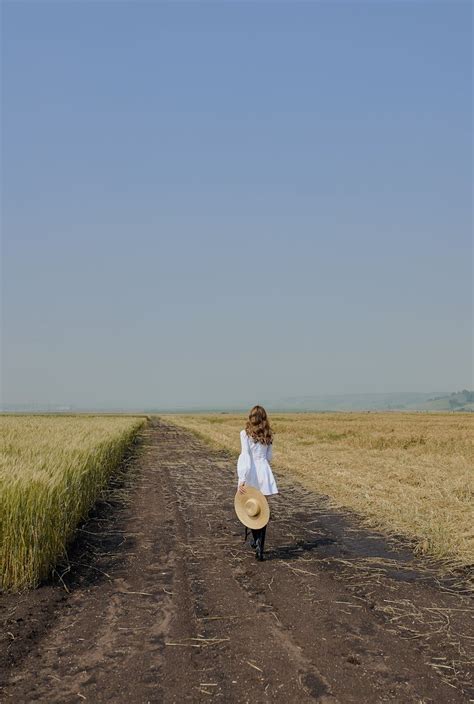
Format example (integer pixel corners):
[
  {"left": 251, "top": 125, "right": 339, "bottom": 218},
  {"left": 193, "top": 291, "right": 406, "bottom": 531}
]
[{"left": 236, "top": 429, "right": 278, "bottom": 496}]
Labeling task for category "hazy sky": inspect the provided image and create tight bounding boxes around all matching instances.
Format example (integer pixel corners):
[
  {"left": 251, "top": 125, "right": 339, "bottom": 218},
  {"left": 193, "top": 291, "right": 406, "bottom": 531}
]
[{"left": 2, "top": 1, "right": 472, "bottom": 409}]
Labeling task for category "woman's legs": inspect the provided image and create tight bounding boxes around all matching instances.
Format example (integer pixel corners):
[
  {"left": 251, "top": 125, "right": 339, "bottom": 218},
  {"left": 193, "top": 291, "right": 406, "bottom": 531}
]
[
  {"left": 250, "top": 528, "right": 260, "bottom": 548},
  {"left": 249, "top": 496, "right": 272, "bottom": 559},
  {"left": 259, "top": 524, "right": 267, "bottom": 556},
  {"left": 251, "top": 524, "right": 267, "bottom": 560}
]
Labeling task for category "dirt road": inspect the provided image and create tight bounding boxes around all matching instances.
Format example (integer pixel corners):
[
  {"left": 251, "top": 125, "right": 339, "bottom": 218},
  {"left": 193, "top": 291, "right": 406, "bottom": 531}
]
[{"left": 1, "top": 419, "right": 472, "bottom": 703}]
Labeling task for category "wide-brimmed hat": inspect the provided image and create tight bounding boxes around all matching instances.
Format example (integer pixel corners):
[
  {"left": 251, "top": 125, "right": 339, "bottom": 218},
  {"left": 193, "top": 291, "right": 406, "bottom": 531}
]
[{"left": 234, "top": 485, "right": 270, "bottom": 529}]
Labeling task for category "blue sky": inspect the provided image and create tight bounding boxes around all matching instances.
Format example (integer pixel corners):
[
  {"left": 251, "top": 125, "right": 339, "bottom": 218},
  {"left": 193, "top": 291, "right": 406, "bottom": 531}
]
[{"left": 2, "top": 1, "right": 472, "bottom": 409}]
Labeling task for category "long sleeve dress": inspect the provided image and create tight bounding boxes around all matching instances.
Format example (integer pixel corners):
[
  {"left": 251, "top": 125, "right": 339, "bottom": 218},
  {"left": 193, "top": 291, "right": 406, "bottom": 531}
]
[{"left": 237, "top": 429, "right": 278, "bottom": 496}]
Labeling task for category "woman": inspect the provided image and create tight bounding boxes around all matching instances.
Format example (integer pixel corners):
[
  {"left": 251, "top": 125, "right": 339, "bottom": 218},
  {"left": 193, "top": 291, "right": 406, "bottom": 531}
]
[{"left": 237, "top": 405, "right": 278, "bottom": 561}]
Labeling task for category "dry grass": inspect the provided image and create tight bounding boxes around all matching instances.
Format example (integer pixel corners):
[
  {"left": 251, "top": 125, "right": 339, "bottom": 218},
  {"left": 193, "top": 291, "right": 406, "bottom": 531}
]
[
  {"left": 0, "top": 415, "right": 147, "bottom": 591},
  {"left": 162, "top": 412, "right": 474, "bottom": 569}
]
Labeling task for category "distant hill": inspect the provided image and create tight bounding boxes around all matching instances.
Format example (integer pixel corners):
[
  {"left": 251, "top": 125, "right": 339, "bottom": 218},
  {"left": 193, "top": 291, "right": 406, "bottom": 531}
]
[
  {"left": 264, "top": 390, "right": 474, "bottom": 412},
  {"left": 421, "top": 389, "right": 474, "bottom": 412}
]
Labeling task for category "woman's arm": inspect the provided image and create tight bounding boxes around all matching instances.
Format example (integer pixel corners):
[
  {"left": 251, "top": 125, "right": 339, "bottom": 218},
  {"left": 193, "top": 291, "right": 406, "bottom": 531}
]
[{"left": 237, "top": 430, "right": 251, "bottom": 491}]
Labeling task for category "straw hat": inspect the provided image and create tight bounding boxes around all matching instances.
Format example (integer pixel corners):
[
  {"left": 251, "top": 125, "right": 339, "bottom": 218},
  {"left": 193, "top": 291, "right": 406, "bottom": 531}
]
[{"left": 234, "top": 485, "right": 270, "bottom": 529}]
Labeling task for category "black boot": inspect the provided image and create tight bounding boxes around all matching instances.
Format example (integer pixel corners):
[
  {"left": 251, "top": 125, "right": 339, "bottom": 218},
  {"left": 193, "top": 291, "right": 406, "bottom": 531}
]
[
  {"left": 260, "top": 525, "right": 267, "bottom": 555},
  {"left": 250, "top": 528, "right": 259, "bottom": 550},
  {"left": 256, "top": 525, "right": 267, "bottom": 561}
]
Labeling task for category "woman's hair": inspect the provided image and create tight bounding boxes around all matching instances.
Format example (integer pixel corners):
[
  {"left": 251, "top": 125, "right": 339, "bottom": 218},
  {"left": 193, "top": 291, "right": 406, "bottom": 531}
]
[{"left": 245, "top": 405, "right": 273, "bottom": 445}]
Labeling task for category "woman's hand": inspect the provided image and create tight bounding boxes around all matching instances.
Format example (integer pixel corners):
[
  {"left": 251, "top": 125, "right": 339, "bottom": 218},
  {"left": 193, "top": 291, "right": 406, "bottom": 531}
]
[{"left": 238, "top": 482, "right": 247, "bottom": 494}]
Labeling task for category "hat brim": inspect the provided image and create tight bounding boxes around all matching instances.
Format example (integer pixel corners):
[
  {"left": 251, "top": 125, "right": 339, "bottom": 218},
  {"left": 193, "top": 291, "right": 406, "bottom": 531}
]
[{"left": 234, "top": 485, "right": 270, "bottom": 529}]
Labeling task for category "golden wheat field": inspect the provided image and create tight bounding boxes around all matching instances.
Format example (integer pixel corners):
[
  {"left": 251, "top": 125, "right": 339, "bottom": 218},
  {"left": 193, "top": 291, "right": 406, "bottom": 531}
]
[
  {"left": 0, "top": 415, "right": 146, "bottom": 591},
  {"left": 163, "top": 412, "right": 474, "bottom": 569}
]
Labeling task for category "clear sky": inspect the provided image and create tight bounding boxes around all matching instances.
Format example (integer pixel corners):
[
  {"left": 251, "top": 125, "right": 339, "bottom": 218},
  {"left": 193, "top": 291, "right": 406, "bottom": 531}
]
[{"left": 2, "top": 1, "right": 472, "bottom": 410}]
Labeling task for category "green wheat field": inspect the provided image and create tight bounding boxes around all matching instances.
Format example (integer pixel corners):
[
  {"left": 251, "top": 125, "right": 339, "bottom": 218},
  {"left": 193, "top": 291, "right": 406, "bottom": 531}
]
[{"left": 0, "top": 415, "right": 146, "bottom": 591}]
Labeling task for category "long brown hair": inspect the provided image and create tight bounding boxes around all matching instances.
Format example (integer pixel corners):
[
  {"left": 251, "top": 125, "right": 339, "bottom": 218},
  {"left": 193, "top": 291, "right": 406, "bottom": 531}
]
[{"left": 245, "top": 405, "right": 273, "bottom": 445}]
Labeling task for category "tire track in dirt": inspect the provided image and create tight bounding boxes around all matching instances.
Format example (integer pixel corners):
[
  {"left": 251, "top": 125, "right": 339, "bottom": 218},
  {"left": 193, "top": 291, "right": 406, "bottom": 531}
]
[{"left": 1, "top": 419, "right": 472, "bottom": 703}]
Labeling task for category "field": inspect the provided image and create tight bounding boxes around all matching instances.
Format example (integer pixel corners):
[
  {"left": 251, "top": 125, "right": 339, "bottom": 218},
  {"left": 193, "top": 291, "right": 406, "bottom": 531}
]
[
  {"left": 0, "top": 415, "right": 146, "bottom": 591},
  {"left": 163, "top": 412, "right": 474, "bottom": 569},
  {"left": 1, "top": 417, "right": 473, "bottom": 701}
]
